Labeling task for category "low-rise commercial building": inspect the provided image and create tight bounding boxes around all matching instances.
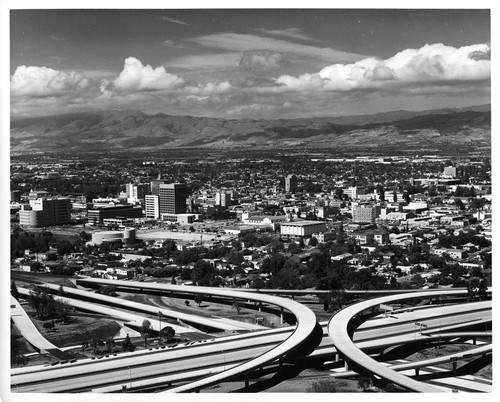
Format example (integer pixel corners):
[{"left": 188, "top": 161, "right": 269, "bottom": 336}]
[
  {"left": 87, "top": 204, "right": 143, "bottom": 225},
  {"left": 280, "top": 220, "right": 326, "bottom": 237}
]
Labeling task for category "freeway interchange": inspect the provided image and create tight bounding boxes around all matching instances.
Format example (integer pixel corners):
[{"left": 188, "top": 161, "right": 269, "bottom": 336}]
[{"left": 10, "top": 278, "right": 492, "bottom": 393}]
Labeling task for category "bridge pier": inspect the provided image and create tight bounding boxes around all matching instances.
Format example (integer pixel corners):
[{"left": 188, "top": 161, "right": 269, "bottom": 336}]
[
  {"left": 415, "top": 368, "right": 419, "bottom": 378},
  {"left": 245, "top": 372, "right": 250, "bottom": 387},
  {"left": 280, "top": 307, "right": 284, "bottom": 324}
]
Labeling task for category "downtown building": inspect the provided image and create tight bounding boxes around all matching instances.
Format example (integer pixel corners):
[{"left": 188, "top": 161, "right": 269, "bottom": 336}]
[
  {"left": 125, "top": 183, "right": 150, "bottom": 201},
  {"left": 145, "top": 195, "right": 160, "bottom": 219},
  {"left": 215, "top": 191, "right": 232, "bottom": 207},
  {"left": 280, "top": 220, "right": 327, "bottom": 237},
  {"left": 19, "top": 197, "right": 71, "bottom": 227},
  {"left": 87, "top": 204, "right": 143, "bottom": 226},
  {"left": 285, "top": 174, "right": 298, "bottom": 193},
  {"left": 352, "top": 203, "right": 381, "bottom": 223},
  {"left": 158, "top": 183, "right": 192, "bottom": 223}
]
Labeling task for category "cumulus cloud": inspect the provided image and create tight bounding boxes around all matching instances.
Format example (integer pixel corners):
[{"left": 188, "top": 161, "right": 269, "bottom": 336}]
[
  {"left": 276, "top": 43, "right": 490, "bottom": 92},
  {"left": 11, "top": 65, "right": 91, "bottom": 97},
  {"left": 186, "top": 81, "right": 232, "bottom": 96},
  {"left": 113, "top": 57, "right": 185, "bottom": 91},
  {"left": 239, "top": 50, "right": 284, "bottom": 75}
]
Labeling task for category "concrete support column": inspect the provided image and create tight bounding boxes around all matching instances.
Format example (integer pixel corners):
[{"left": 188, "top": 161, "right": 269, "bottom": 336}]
[
  {"left": 415, "top": 368, "right": 419, "bottom": 378},
  {"left": 245, "top": 372, "right": 250, "bottom": 388},
  {"left": 280, "top": 307, "right": 284, "bottom": 324}
]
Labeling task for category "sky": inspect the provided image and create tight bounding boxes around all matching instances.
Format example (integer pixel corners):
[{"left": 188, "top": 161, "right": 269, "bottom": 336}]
[{"left": 7, "top": 5, "right": 492, "bottom": 120}]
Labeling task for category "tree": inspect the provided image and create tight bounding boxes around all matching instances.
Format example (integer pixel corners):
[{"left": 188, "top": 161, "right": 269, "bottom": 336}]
[
  {"left": 121, "top": 334, "right": 135, "bottom": 352},
  {"left": 141, "top": 320, "right": 152, "bottom": 348},
  {"left": 288, "top": 242, "right": 303, "bottom": 255},
  {"left": 11, "top": 280, "right": 20, "bottom": 300},
  {"left": 56, "top": 239, "right": 75, "bottom": 255},
  {"left": 192, "top": 260, "right": 216, "bottom": 286},
  {"left": 410, "top": 274, "right": 425, "bottom": 288},
  {"left": 43, "top": 321, "right": 55, "bottom": 331},
  {"left": 309, "top": 236, "right": 318, "bottom": 247},
  {"left": 160, "top": 326, "right": 176, "bottom": 342},
  {"left": 233, "top": 299, "right": 242, "bottom": 315},
  {"left": 467, "top": 277, "right": 488, "bottom": 301},
  {"left": 90, "top": 338, "right": 102, "bottom": 356},
  {"left": 194, "top": 294, "right": 204, "bottom": 307},
  {"left": 105, "top": 337, "right": 115, "bottom": 354},
  {"left": 27, "top": 287, "right": 52, "bottom": 319},
  {"left": 454, "top": 198, "right": 465, "bottom": 210},
  {"left": 80, "top": 230, "right": 91, "bottom": 242},
  {"left": 54, "top": 300, "right": 72, "bottom": 324}
]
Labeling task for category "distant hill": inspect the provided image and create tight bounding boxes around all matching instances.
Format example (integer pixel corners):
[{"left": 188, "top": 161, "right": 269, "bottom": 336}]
[{"left": 10, "top": 105, "right": 491, "bottom": 152}]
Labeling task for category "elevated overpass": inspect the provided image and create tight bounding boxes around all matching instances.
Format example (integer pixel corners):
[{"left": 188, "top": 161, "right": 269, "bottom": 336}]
[
  {"left": 11, "top": 281, "right": 491, "bottom": 393},
  {"left": 327, "top": 289, "right": 491, "bottom": 392}
]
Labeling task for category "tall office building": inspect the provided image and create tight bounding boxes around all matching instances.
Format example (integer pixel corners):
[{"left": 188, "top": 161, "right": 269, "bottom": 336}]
[
  {"left": 145, "top": 195, "right": 160, "bottom": 219},
  {"left": 285, "top": 174, "right": 298, "bottom": 193},
  {"left": 150, "top": 179, "right": 167, "bottom": 196},
  {"left": 215, "top": 192, "right": 232, "bottom": 207},
  {"left": 19, "top": 197, "right": 71, "bottom": 227},
  {"left": 159, "top": 183, "right": 189, "bottom": 215},
  {"left": 126, "top": 183, "right": 149, "bottom": 200}
]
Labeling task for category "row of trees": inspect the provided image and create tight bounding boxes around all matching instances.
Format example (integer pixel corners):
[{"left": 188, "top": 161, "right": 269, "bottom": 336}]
[
  {"left": 140, "top": 319, "right": 176, "bottom": 348},
  {"left": 25, "top": 286, "right": 73, "bottom": 324}
]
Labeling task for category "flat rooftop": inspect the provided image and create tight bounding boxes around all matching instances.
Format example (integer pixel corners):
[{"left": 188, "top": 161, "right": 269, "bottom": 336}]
[{"left": 280, "top": 220, "right": 325, "bottom": 227}]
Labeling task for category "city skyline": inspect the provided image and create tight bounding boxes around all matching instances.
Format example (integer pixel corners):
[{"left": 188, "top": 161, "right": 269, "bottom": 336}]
[{"left": 8, "top": 4, "right": 491, "bottom": 120}]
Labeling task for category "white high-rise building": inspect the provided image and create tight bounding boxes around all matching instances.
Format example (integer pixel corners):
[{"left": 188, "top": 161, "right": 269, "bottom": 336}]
[
  {"left": 215, "top": 192, "right": 231, "bottom": 207},
  {"left": 126, "top": 183, "right": 149, "bottom": 201},
  {"left": 145, "top": 195, "right": 159, "bottom": 219}
]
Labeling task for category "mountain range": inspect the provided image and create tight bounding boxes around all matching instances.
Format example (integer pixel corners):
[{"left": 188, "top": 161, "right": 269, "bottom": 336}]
[{"left": 10, "top": 105, "right": 491, "bottom": 153}]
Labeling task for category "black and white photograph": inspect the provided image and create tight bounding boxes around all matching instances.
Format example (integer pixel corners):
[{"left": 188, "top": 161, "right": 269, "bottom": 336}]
[{"left": 2, "top": 0, "right": 494, "bottom": 397}]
